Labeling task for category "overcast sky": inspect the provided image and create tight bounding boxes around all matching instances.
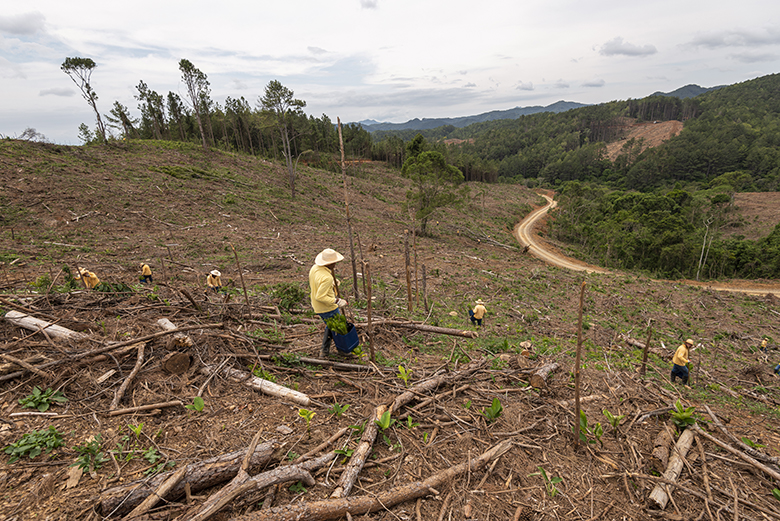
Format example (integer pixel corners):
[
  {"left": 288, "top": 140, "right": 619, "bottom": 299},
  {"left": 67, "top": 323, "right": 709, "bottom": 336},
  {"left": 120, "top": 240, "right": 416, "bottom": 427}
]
[{"left": 2, "top": 0, "right": 780, "bottom": 144}]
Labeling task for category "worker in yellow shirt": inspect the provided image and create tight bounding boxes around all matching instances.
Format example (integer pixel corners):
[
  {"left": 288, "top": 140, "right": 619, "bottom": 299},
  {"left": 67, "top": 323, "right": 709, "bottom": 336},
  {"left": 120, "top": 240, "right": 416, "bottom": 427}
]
[
  {"left": 139, "top": 263, "right": 152, "bottom": 284},
  {"left": 309, "top": 248, "right": 347, "bottom": 357},
  {"left": 469, "top": 299, "right": 487, "bottom": 327},
  {"left": 671, "top": 338, "right": 694, "bottom": 386},
  {"left": 77, "top": 267, "right": 100, "bottom": 289},
  {"left": 206, "top": 270, "right": 222, "bottom": 292}
]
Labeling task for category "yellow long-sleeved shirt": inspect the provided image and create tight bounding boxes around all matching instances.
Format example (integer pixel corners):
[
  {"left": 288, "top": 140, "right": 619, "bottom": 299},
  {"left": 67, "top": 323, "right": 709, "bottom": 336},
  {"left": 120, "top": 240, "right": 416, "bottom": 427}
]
[
  {"left": 309, "top": 264, "right": 337, "bottom": 314},
  {"left": 672, "top": 344, "right": 690, "bottom": 366},
  {"left": 79, "top": 272, "right": 100, "bottom": 289},
  {"left": 207, "top": 274, "right": 221, "bottom": 288},
  {"left": 472, "top": 304, "right": 487, "bottom": 320},
  {"left": 141, "top": 264, "right": 151, "bottom": 276}
]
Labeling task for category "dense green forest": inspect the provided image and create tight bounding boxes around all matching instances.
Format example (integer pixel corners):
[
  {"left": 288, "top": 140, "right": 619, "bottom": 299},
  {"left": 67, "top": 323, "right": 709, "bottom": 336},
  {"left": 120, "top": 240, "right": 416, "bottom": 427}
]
[{"left": 71, "top": 60, "right": 780, "bottom": 281}]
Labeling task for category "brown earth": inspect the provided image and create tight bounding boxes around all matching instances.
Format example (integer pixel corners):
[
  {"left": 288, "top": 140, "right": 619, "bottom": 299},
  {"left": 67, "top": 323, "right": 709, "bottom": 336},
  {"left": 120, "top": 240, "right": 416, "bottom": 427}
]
[
  {"left": 1, "top": 140, "right": 779, "bottom": 521},
  {"left": 605, "top": 120, "right": 683, "bottom": 162}
]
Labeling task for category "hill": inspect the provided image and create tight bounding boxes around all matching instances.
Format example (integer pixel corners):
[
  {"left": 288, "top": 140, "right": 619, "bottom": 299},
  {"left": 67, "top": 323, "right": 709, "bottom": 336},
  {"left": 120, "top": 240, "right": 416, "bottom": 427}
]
[
  {"left": 648, "top": 83, "right": 725, "bottom": 99},
  {"left": 1, "top": 140, "right": 779, "bottom": 521},
  {"left": 359, "top": 101, "right": 588, "bottom": 132}
]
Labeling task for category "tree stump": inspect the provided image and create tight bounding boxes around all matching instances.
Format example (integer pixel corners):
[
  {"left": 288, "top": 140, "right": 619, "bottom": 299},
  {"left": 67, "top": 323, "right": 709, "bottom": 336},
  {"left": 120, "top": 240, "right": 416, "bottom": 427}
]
[
  {"left": 161, "top": 352, "right": 192, "bottom": 374},
  {"left": 530, "top": 363, "right": 559, "bottom": 389}
]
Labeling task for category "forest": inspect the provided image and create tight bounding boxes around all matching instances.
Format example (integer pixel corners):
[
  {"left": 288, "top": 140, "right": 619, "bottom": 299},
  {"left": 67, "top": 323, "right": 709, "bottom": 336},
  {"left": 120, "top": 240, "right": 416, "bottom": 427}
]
[{"left": 65, "top": 57, "right": 780, "bottom": 281}]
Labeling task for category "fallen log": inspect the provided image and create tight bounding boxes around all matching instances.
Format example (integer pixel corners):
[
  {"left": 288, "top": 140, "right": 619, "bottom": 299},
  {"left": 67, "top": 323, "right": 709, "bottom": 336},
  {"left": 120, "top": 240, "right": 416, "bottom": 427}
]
[
  {"left": 648, "top": 428, "right": 695, "bottom": 510},
  {"left": 619, "top": 333, "right": 669, "bottom": 358},
  {"left": 200, "top": 364, "right": 310, "bottom": 406},
  {"left": 4, "top": 310, "right": 87, "bottom": 341},
  {"left": 108, "top": 401, "right": 182, "bottom": 417},
  {"left": 649, "top": 423, "right": 674, "bottom": 474},
  {"left": 693, "top": 424, "right": 780, "bottom": 483},
  {"left": 358, "top": 319, "right": 477, "bottom": 339},
  {"left": 232, "top": 439, "right": 513, "bottom": 521},
  {"left": 122, "top": 466, "right": 187, "bottom": 520},
  {"left": 157, "top": 318, "right": 194, "bottom": 349},
  {"left": 704, "top": 404, "right": 780, "bottom": 468},
  {"left": 186, "top": 452, "right": 336, "bottom": 521},
  {"left": 110, "top": 344, "right": 144, "bottom": 410},
  {"left": 331, "top": 362, "right": 485, "bottom": 499},
  {"left": 529, "top": 362, "right": 559, "bottom": 389},
  {"left": 99, "top": 440, "right": 278, "bottom": 516}
]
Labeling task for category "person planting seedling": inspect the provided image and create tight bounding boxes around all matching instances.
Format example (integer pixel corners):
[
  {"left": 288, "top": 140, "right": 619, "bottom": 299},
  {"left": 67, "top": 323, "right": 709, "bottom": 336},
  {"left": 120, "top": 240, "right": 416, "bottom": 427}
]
[
  {"left": 309, "top": 248, "right": 348, "bottom": 358},
  {"left": 671, "top": 338, "right": 695, "bottom": 387}
]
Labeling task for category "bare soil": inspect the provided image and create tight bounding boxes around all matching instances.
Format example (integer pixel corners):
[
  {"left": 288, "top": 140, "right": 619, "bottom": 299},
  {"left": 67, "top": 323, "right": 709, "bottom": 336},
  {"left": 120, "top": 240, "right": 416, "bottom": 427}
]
[
  {"left": 1, "top": 140, "right": 780, "bottom": 521},
  {"left": 605, "top": 120, "right": 683, "bottom": 162}
]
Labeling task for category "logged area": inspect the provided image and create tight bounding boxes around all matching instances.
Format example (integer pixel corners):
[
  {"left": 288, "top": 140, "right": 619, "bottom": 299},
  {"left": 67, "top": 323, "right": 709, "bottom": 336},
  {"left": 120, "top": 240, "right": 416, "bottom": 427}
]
[{"left": 1, "top": 140, "right": 780, "bottom": 521}]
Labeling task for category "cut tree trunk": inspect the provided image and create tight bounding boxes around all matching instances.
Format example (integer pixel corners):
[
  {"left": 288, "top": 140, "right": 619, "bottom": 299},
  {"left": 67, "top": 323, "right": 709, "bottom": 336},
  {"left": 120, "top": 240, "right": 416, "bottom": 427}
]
[
  {"left": 530, "top": 363, "right": 559, "bottom": 389},
  {"left": 649, "top": 423, "right": 675, "bottom": 474},
  {"left": 161, "top": 352, "right": 192, "bottom": 374},
  {"left": 4, "top": 310, "right": 87, "bottom": 341},
  {"left": 232, "top": 440, "right": 513, "bottom": 521},
  {"left": 99, "top": 440, "right": 278, "bottom": 516},
  {"left": 648, "top": 428, "right": 695, "bottom": 510},
  {"left": 157, "top": 317, "right": 194, "bottom": 349},
  {"left": 200, "top": 365, "right": 310, "bottom": 406}
]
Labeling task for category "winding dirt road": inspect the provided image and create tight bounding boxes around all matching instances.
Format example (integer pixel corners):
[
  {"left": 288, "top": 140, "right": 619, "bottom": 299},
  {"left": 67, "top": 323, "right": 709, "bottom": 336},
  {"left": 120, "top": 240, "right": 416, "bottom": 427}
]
[{"left": 514, "top": 194, "right": 780, "bottom": 296}]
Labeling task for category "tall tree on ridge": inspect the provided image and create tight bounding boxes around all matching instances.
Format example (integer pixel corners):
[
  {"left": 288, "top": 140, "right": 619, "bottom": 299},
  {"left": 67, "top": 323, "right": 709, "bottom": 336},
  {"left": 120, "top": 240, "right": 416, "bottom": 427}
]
[
  {"left": 259, "top": 80, "right": 306, "bottom": 198},
  {"left": 178, "top": 59, "right": 211, "bottom": 149},
  {"left": 61, "top": 57, "right": 107, "bottom": 144}
]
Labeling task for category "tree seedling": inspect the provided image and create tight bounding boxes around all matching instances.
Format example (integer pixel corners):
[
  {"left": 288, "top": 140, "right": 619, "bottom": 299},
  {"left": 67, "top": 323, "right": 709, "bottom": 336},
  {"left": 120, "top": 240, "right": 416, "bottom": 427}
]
[
  {"left": 374, "top": 410, "right": 396, "bottom": 431},
  {"left": 742, "top": 436, "right": 765, "bottom": 449},
  {"left": 298, "top": 409, "right": 316, "bottom": 435},
  {"left": 481, "top": 398, "right": 503, "bottom": 423},
  {"left": 671, "top": 399, "right": 696, "bottom": 430},
  {"left": 603, "top": 409, "right": 626, "bottom": 438},
  {"left": 72, "top": 434, "right": 108, "bottom": 474},
  {"left": 397, "top": 365, "right": 412, "bottom": 387},
  {"left": 529, "top": 466, "right": 563, "bottom": 497},
  {"left": 773, "top": 488, "right": 780, "bottom": 502},
  {"left": 404, "top": 416, "right": 420, "bottom": 429},
  {"left": 334, "top": 447, "right": 355, "bottom": 464},
  {"left": 4, "top": 426, "right": 65, "bottom": 463},
  {"left": 423, "top": 432, "right": 430, "bottom": 444},
  {"left": 289, "top": 481, "right": 308, "bottom": 494},
  {"left": 185, "top": 396, "right": 205, "bottom": 412},
  {"left": 128, "top": 423, "right": 144, "bottom": 439},
  {"left": 328, "top": 402, "right": 350, "bottom": 417},
  {"left": 18, "top": 386, "right": 67, "bottom": 412}
]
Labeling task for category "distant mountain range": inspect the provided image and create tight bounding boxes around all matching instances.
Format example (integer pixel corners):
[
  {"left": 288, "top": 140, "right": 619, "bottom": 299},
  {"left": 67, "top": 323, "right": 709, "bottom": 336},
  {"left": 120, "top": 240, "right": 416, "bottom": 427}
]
[{"left": 356, "top": 84, "right": 725, "bottom": 133}]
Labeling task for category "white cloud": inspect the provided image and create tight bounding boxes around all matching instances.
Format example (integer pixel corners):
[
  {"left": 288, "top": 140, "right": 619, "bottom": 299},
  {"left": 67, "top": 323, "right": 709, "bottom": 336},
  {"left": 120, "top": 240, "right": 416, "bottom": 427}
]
[
  {"left": 40, "top": 87, "right": 74, "bottom": 96},
  {"left": 516, "top": 81, "right": 534, "bottom": 91},
  {"left": 361, "top": 0, "right": 379, "bottom": 8},
  {"left": 581, "top": 79, "right": 605, "bottom": 88},
  {"left": 600, "top": 37, "right": 657, "bottom": 57},
  {"left": 688, "top": 28, "right": 780, "bottom": 49},
  {"left": 0, "top": 12, "right": 46, "bottom": 36}
]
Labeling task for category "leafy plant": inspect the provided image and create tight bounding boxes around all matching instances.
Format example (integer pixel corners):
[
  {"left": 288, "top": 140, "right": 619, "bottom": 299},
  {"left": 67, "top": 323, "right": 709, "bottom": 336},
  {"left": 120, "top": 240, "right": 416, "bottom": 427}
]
[
  {"left": 374, "top": 410, "right": 396, "bottom": 431},
  {"left": 298, "top": 409, "right": 316, "bottom": 434},
  {"left": 593, "top": 422, "right": 604, "bottom": 447},
  {"left": 185, "top": 397, "right": 205, "bottom": 412},
  {"left": 422, "top": 432, "right": 430, "bottom": 444},
  {"left": 72, "top": 434, "right": 108, "bottom": 472},
  {"left": 573, "top": 410, "right": 597, "bottom": 444},
  {"left": 671, "top": 400, "right": 696, "bottom": 430},
  {"left": 328, "top": 402, "right": 350, "bottom": 417},
  {"left": 249, "top": 365, "right": 277, "bottom": 382},
  {"left": 741, "top": 436, "right": 765, "bottom": 449},
  {"left": 19, "top": 386, "right": 67, "bottom": 412},
  {"left": 4, "top": 426, "right": 65, "bottom": 463},
  {"left": 289, "top": 481, "right": 308, "bottom": 494},
  {"left": 603, "top": 409, "right": 626, "bottom": 438},
  {"left": 128, "top": 423, "right": 144, "bottom": 439},
  {"left": 334, "top": 447, "right": 354, "bottom": 464},
  {"left": 773, "top": 488, "right": 780, "bottom": 502},
  {"left": 271, "top": 283, "right": 307, "bottom": 311},
  {"left": 349, "top": 420, "right": 367, "bottom": 436},
  {"left": 529, "top": 466, "right": 563, "bottom": 497},
  {"left": 286, "top": 451, "right": 300, "bottom": 461},
  {"left": 397, "top": 365, "right": 412, "bottom": 387},
  {"left": 481, "top": 398, "right": 503, "bottom": 423},
  {"left": 145, "top": 460, "right": 175, "bottom": 476},
  {"left": 462, "top": 399, "right": 472, "bottom": 409},
  {"left": 273, "top": 353, "right": 301, "bottom": 367},
  {"left": 94, "top": 282, "right": 134, "bottom": 293},
  {"left": 404, "top": 416, "right": 420, "bottom": 429},
  {"left": 324, "top": 314, "right": 348, "bottom": 335}
]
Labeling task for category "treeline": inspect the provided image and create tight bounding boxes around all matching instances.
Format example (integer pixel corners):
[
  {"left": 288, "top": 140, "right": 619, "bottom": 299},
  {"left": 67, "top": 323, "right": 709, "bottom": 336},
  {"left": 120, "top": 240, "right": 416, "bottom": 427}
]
[
  {"left": 371, "top": 73, "right": 780, "bottom": 193},
  {"left": 549, "top": 181, "right": 780, "bottom": 280}
]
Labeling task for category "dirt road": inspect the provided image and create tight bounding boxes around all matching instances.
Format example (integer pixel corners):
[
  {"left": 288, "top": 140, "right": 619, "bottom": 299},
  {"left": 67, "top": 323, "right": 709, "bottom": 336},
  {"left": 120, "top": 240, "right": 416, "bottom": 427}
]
[{"left": 514, "top": 194, "right": 780, "bottom": 296}]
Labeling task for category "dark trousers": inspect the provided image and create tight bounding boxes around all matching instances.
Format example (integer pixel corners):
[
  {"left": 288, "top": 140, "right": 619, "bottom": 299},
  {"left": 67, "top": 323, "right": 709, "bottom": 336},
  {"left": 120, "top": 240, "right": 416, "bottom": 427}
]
[
  {"left": 469, "top": 310, "right": 482, "bottom": 326},
  {"left": 317, "top": 308, "right": 340, "bottom": 354},
  {"left": 140, "top": 275, "right": 152, "bottom": 284},
  {"left": 671, "top": 364, "right": 689, "bottom": 385}
]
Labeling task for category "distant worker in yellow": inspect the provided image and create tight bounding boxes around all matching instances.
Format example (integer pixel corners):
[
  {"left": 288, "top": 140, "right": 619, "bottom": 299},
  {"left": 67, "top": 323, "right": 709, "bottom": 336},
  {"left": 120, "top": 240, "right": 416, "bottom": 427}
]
[
  {"left": 206, "top": 270, "right": 222, "bottom": 292},
  {"left": 469, "top": 299, "right": 487, "bottom": 327},
  {"left": 671, "top": 338, "right": 694, "bottom": 386},
  {"left": 77, "top": 267, "right": 100, "bottom": 289},
  {"left": 139, "top": 263, "right": 152, "bottom": 284},
  {"left": 760, "top": 338, "right": 768, "bottom": 353}
]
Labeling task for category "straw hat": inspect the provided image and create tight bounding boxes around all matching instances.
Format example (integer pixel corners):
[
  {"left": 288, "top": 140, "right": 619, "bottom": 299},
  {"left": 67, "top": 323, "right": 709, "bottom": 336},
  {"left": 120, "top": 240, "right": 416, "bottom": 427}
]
[
  {"left": 685, "top": 338, "right": 694, "bottom": 346},
  {"left": 315, "top": 248, "right": 344, "bottom": 266},
  {"left": 475, "top": 299, "right": 485, "bottom": 305},
  {"left": 210, "top": 270, "right": 221, "bottom": 277}
]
